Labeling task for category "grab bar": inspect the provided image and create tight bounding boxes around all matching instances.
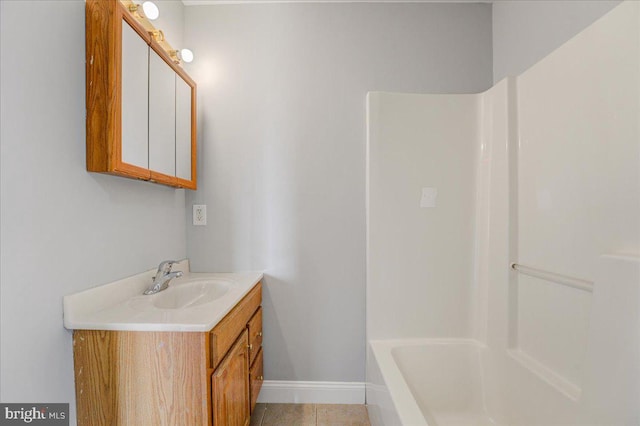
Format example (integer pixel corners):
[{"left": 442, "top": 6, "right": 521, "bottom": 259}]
[{"left": 511, "top": 263, "right": 594, "bottom": 293}]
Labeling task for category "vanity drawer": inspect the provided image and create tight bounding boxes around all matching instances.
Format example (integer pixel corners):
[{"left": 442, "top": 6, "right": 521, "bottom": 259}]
[
  {"left": 247, "top": 307, "right": 262, "bottom": 366},
  {"left": 210, "top": 282, "right": 261, "bottom": 369},
  {"left": 249, "top": 347, "right": 264, "bottom": 413}
]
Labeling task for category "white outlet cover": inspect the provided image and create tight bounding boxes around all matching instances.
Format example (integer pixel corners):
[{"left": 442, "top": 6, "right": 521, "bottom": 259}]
[
  {"left": 193, "top": 204, "right": 207, "bottom": 226},
  {"left": 420, "top": 187, "right": 437, "bottom": 208}
]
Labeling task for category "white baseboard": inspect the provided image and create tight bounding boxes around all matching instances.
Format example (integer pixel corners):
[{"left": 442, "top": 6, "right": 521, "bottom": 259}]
[{"left": 256, "top": 380, "right": 366, "bottom": 404}]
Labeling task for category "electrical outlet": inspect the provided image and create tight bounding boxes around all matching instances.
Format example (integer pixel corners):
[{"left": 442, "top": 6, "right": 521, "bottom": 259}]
[{"left": 193, "top": 204, "right": 207, "bottom": 226}]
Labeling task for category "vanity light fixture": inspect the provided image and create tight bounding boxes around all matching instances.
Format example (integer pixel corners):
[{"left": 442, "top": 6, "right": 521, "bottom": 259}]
[
  {"left": 128, "top": 1, "right": 159, "bottom": 21},
  {"left": 170, "top": 48, "right": 195, "bottom": 64},
  {"left": 179, "top": 49, "right": 195, "bottom": 63},
  {"left": 122, "top": 0, "right": 184, "bottom": 67},
  {"left": 142, "top": 1, "right": 159, "bottom": 20},
  {"left": 151, "top": 29, "right": 165, "bottom": 42}
]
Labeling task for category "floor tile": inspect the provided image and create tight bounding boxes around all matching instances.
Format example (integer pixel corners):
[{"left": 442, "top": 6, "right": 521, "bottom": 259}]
[
  {"left": 317, "top": 404, "right": 371, "bottom": 426},
  {"left": 250, "top": 403, "right": 267, "bottom": 426},
  {"left": 261, "top": 403, "right": 317, "bottom": 426}
]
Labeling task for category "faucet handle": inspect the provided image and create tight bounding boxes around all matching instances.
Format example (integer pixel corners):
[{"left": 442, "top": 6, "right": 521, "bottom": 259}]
[{"left": 156, "top": 260, "right": 178, "bottom": 275}]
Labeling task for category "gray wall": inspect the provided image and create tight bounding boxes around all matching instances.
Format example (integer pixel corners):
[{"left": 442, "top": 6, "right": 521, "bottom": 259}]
[
  {"left": 184, "top": 2, "right": 493, "bottom": 382},
  {"left": 493, "top": 0, "right": 621, "bottom": 82},
  {"left": 0, "top": 1, "right": 186, "bottom": 423}
]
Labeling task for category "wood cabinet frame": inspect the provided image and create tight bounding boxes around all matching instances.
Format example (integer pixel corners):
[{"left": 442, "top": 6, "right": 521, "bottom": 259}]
[{"left": 86, "top": 0, "right": 197, "bottom": 189}]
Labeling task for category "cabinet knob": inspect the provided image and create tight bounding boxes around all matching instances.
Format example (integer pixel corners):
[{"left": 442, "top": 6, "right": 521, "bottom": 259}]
[
  {"left": 257, "top": 331, "right": 263, "bottom": 338},
  {"left": 257, "top": 375, "right": 264, "bottom": 381},
  {"left": 248, "top": 344, "right": 253, "bottom": 350}
]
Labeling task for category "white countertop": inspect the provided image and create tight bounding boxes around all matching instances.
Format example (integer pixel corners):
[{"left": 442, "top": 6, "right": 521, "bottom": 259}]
[{"left": 63, "top": 260, "right": 263, "bottom": 332}]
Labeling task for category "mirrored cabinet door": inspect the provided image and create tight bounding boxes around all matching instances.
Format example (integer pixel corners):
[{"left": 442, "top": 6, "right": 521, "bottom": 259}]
[
  {"left": 120, "top": 21, "right": 149, "bottom": 170},
  {"left": 175, "top": 75, "right": 192, "bottom": 182},
  {"left": 149, "top": 48, "right": 176, "bottom": 178}
]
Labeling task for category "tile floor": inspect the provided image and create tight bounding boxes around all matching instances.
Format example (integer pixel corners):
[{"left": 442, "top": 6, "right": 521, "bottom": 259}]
[{"left": 250, "top": 403, "right": 371, "bottom": 426}]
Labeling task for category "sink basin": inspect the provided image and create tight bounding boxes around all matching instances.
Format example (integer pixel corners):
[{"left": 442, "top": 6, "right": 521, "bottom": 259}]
[{"left": 151, "top": 279, "right": 231, "bottom": 309}]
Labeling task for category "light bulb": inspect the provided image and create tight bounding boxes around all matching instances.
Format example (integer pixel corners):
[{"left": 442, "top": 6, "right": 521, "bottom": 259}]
[
  {"left": 180, "top": 48, "right": 194, "bottom": 63},
  {"left": 142, "top": 1, "right": 159, "bottom": 20}
]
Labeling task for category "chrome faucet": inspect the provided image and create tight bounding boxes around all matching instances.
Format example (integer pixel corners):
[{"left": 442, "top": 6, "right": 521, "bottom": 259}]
[{"left": 144, "top": 260, "right": 183, "bottom": 295}]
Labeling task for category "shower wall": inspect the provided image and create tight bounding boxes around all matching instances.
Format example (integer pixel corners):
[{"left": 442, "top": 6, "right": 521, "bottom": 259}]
[
  {"left": 366, "top": 93, "right": 479, "bottom": 340},
  {"left": 504, "top": 0, "right": 639, "bottom": 410},
  {"left": 516, "top": 0, "right": 639, "bottom": 284},
  {"left": 367, "top": 2, "right": 639, "bottom": 422}
]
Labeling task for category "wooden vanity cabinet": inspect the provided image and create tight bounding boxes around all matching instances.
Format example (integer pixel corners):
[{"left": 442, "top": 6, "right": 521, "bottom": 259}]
[
  {"left": 209, "top": 283, "right": 264, "bottom": 420},
  {"left": 72, "top": 281, "right": 262, "bottom": 426},
  {"left": 85, "top": 0, "right": 197, "bottom": 189},
  {"left": 210, "top": 282, "right": 264, "bottom": 423}
]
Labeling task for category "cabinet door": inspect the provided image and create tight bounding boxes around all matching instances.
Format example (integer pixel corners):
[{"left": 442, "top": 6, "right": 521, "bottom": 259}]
[
  {"left": 148, "top": 49, "right": 176, "bottom": 179},
  {"left": 120, "top": 21, "right": 149, "bottom": 170},
  {"left": 175, "top": 74, "right": 193, "bottom": 183},
  {"left": 212, "top": 330, "right": 250, "bottom": 426}
]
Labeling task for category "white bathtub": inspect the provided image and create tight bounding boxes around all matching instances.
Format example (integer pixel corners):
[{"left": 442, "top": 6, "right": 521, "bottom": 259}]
[
  {"left": 366, "top": 339, "right": 493, "bottom": 426},
  {"left": 367, "top": 330, "right": 640, "bottom": 425}
]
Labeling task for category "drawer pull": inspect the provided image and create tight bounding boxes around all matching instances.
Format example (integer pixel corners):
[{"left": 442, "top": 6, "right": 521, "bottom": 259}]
[
  {"left": 248, "top": 344, "right": 253, "bottom": 350},
  {"left": 257, "top": 331, "right": 263, "bottom": 338},
  {"left": 257, "top": 375, "right": 264, "bottom": 381}
]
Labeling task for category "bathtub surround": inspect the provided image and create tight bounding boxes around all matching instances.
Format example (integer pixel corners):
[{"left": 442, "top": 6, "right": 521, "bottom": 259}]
[
  {"left": 366, "top": 2, "right": 639, "bottom": 424},
  {"left": 367, "top": 92, "right": 479, "bottom": 340}
]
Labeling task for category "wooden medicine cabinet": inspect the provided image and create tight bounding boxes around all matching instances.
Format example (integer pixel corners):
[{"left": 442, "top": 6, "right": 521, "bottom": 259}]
[{"left": 86, "top": 0, "right": 197, "bottom": 189}]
